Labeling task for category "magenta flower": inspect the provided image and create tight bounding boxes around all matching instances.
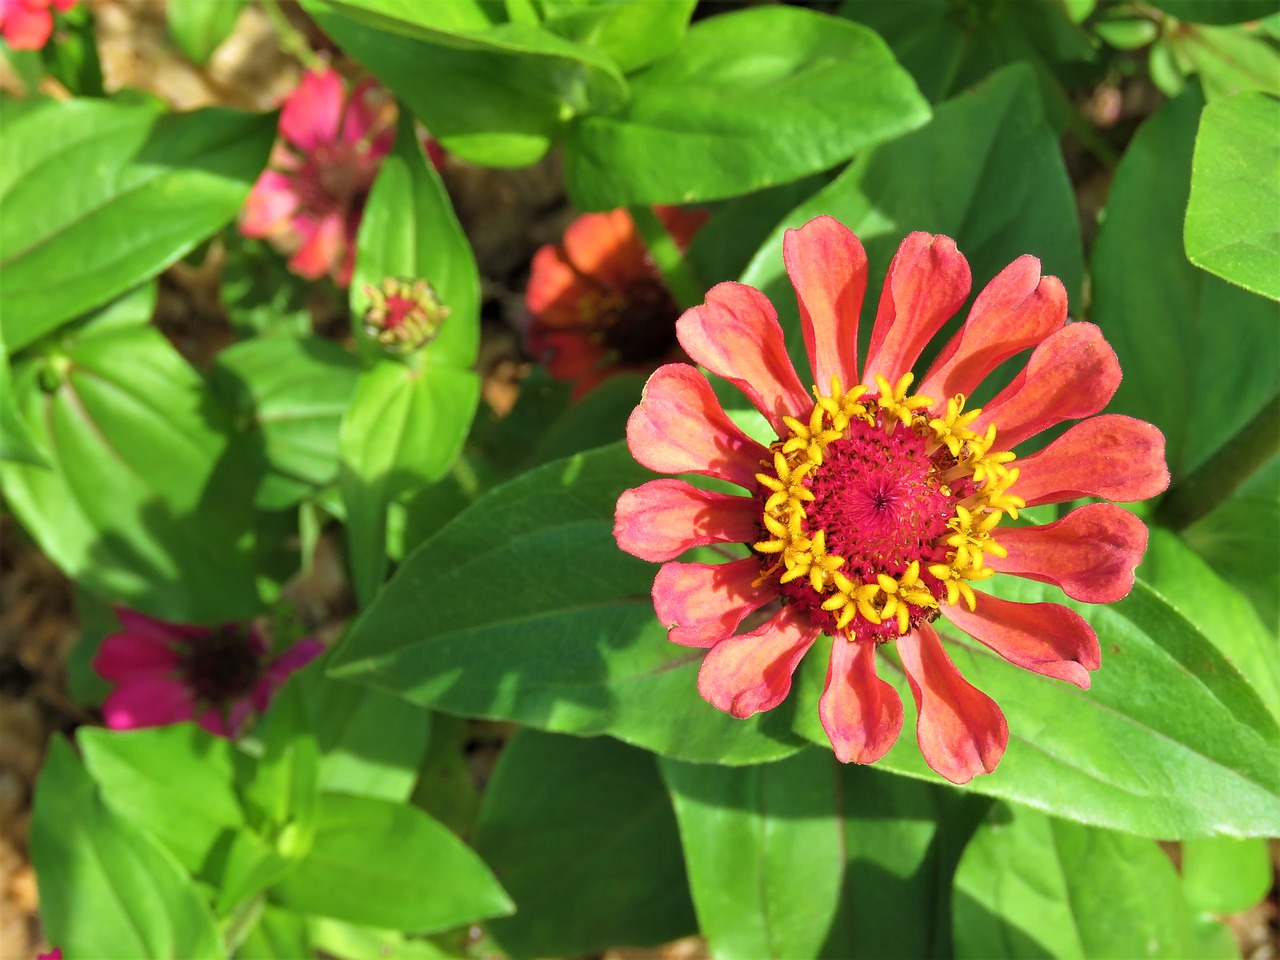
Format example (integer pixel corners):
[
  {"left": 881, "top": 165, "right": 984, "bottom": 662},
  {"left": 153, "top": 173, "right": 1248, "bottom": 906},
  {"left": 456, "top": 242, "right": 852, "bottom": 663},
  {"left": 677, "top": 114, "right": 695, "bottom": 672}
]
[
  {"left": 0, "top": 0, "right": 75, "bottom": 50},
  {"left": 93, "top": 608, "right": 323, "bottom": 738},
  {"left": 240, "top": 67, "right": 395, "bottom": 287}
]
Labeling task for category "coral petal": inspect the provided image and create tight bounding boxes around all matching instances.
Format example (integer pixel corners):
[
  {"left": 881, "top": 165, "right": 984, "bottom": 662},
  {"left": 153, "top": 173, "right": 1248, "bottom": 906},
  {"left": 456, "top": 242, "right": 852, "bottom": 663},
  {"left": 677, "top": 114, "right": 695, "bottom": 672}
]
[
  {"left": 785, "top": 215, "right": 866, "bottom": 394},
  {"left": 820, "top": 638, "right": 904, "bottom": 764},
  {"left": 862, "top": 233, "right": 971, "bottom": 387},
  {"left": 975, "top": 323, "right": 1121, "bottom": 449},
  {"left": 615, "top": 479, "right": 759, "bottom": 562},
  {"left": 525, "top": 244, "right": 590, "bottom": 324},
  {"left": 626, "top": 364, "right": 770, "bottom": 489},
  {"left": 697, "top": 606, "right": 820, "bottom": 718},
  {"left": 101, "top": 679, "right": 195, "bottom": 731},
  {"left": 655, "top": 205, "right": 710, "bottom": 251},
  {"left": 919, "top": 257, "right": 1067, "bottom": 403},
  {"left": 653, "top": 558, "right": 777, "bottom": 648},
  {"left": 1, "top": 5, "right": 53, "bottom": 49},
  {"left": 1013, "top": 415, "right": 1171, "bottom": 506},
  {"left": 944, "top": 591, "right": 1100, "bottom": 689},
  {"left": 280, "top": 68, "right": 345, "bottom": 153},
  {"left": 990, "top": 503, "right": 1149, "bottom": 604},
  {"left": 677, "top": 282, "right": 810, "bottom": 434},
  {"left": 563, "top": 209, "right": 647, "bottom": 288},
  {"left": 288, "top": 212, "right": 346, "bottom": 282},
  {"left": 898, "top": 623, "right": 1008, "bottom": 785},
  {"left": 240, "top": 170, "right": 301, "bottom": 238}
]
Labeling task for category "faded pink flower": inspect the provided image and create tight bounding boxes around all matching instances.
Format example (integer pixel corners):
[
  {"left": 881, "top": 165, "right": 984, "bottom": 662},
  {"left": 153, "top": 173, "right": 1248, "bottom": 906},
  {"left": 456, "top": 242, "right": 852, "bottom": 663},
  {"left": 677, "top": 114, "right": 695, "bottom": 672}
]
[
  {"left": 0, "top": 0, "right": 75, "bottom": 50},
  {"left": 241, "top": 67, "right": 395, "bottom": 287},
  {"left": 93, "top": 607, "right": 323, "bottom": 738}
]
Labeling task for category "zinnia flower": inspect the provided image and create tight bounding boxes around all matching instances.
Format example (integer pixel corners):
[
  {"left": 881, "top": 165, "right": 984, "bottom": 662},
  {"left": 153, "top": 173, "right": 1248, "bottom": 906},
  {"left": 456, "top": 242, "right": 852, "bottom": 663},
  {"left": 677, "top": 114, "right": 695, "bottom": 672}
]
[
  {"left": 526, "top": 206, "right": 707, "bottom": 399},
  {"left": 240, "top": 67, "right": 394, "bottom": 287},
  {"left": 92, "top": 607, "right": 323, "bottom": 738},
  {"left": 614, "top": 216, "right": 1169, "bottom": 784},
  {"left": 0, "top": 0, "right": 74, "bottom": 50}
]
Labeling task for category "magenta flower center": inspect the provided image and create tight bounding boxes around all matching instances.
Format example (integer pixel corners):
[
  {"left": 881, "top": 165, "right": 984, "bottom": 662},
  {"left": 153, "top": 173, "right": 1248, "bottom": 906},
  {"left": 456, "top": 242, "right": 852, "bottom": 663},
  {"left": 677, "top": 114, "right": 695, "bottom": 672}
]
[
  {"left": 181, "top": 626, "right": 263, "bottom": 706},
  {"left": 753, "top": 374, "right": 1025, "bottom": 644},
  {"left": 296, "top": 142, "right": 377, "bottom": 217}
]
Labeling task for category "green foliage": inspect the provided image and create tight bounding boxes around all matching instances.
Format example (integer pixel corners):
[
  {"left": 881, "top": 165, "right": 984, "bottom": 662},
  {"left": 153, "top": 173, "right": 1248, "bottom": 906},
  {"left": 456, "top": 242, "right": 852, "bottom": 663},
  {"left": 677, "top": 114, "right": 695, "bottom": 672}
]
[{"left": 167, "top": 0, "right": 248, "bottom": 63}]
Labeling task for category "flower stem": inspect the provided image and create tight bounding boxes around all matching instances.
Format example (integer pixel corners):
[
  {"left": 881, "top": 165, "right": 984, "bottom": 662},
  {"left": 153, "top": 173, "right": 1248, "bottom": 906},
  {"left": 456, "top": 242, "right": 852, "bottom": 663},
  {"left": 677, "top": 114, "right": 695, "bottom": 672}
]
[
  {"left": 1155, "top": 393, "right": 1280, "bottom": 532},
  {"left": 630, "top": 206, "right": 706, "bottom": 311}
]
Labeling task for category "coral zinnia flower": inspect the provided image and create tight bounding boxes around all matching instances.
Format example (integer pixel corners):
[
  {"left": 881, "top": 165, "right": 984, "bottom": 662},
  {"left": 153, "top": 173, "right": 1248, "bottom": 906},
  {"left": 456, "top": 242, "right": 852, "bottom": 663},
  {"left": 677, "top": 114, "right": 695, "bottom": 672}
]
[
  {"left": 615, "top": 216, "right": 1169, "bottom": 784},
  {"left": 92, "top": 607, "right": 323, "bottom": 738},
  {"left": 240, "top": 67, "right": 395, "bottom": 288},
  {"left": 526, "top": 206, "right": 707, "bottom": 399},
  {"left": 0, "top": 0, "right": 74, "bottom": 50}
]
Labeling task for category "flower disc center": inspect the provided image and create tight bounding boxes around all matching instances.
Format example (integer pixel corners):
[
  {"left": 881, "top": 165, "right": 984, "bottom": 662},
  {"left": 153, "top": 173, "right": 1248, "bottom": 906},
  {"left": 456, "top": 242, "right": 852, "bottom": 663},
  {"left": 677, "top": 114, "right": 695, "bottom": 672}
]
[{"left": 183, "top": 627, "right": 262, "bottom": 705}]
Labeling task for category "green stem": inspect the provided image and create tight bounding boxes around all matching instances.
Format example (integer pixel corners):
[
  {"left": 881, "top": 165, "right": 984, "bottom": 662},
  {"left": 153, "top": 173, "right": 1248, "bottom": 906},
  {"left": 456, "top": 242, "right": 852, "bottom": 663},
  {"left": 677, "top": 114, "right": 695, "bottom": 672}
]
[
  {"left": 260, "top": 0, "right": 324, "bottom": 71},
  {"left": 629, "top": 206, "right": 706, "bottom": 311},
  {"left": 1155, "top": 393, "right": 1280, "bottom": 532}
]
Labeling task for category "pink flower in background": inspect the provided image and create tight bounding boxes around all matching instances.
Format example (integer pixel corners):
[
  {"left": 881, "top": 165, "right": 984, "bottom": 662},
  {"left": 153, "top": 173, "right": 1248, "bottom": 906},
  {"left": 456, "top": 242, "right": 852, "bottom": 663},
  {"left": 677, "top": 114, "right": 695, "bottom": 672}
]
[
  {"left": 0, "top": 0, "right": 75, "bottom": 50},
  {"left": 93, "top": 607, "right": 323, "bottom": 738},
  {"left": 241, "top": 67, "right": 395, "bottom": 287},
  {"left": 615, "top": 216, "right": 1169, "bottom": 784},
  {"left": 37, "top": 949, "right": 62, "bottom": 960}
]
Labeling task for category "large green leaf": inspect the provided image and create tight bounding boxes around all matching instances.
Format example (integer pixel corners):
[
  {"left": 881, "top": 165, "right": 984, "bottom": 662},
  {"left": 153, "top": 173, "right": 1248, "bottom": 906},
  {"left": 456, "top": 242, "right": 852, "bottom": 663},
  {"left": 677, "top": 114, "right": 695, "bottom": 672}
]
[
  {"left": 538, "top": 0, "right": 696, "bottom": 73},
  {"left": 302, "top": 0, "right": 626, "bottom": 166},
  {"left": 341, "top": 113, "right": 481, "bottom": 603},
  {"left": 31, "top": 738, "right": 222, "bottom": 959},
  {"left": 329, "top": 442, "right": 807, "bottom": 765},
  {"left": 739, "top": 62, "right": 1084, "bottom": 397},
  {"left": 1, "top": 323, "right": 261, "bottom": 621},
  {"left": 790, "top": 579, "right": 1280, "bottom": 839},
  {"left": 1185, "top": 92, "right": 1280, "bottom": 301},
  {"left": 1091, "top": 86, "right": 1279, "bottom": 478},
  {"left": 78, "top": 725, "right": 245, "bottom": 877},
  {"left": 564, "top": 5, "right": 930, "bottom": 208},
  {"left": 0, "top": 323, "right": 46, "bottom": 466},
  {"left": 472, "top": 730, "right": 695, "bottom": 958},
  {"left": 1181, "top": 835, "right": 1273, "bottom": 915},
  {"left": 271, "top": 791, "right": 513, "bottom": 932},
  {"left": 0, "top": 100, "right": 272, "bottom": 350},
  {"left": 1152, "top": 0, "right": 1279, "bottom": 25},
  {"left": 952, "top": 803, "right": 1198, "bottom": 958},
  {"left": 210, "top": 336, "right": 360, "bottom": 510},
  {"left": 662, "top": 750, "right": 988, "bottom": 960},
  {"left": 168, "top": 0, "right": 247, "bottom": 63}
]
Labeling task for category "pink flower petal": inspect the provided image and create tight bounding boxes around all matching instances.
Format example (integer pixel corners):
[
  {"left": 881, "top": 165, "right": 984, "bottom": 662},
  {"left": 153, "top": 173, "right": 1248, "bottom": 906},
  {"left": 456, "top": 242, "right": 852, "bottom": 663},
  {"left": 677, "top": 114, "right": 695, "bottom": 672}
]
[
  {"left": 563, "top": 209, "right": 648, "bottom": 290},
  {"left": 974, "top": 323, "right": 1121, "bottom": 450},
  {"left": 101, "top": 678, "right": 195, "bottom": 731},
  {"left": 614, "top": 479, "right": 760, "bottom": 563},
  {"left": 288, "top": 211, "right": 346, "bottom": 282},
  {"left": 861, "top": 233, "right": 971, "bottom": 387},
  {"left": 990, "top": 503, "right": 1148, "bottom": 604},
  {"left": 240, "top": 170, "right": 301, "bottom": 238},
  {"left": 196, "top": 705, "right": 236, "bottom": 739},
  {"left": 1, "top": 3, "right": 53, "bottom": 49},
  {"left": 652, "top": 557, "right": 776, "bottom": 648},
  {"left": 265, "top": 638, "right": 324, "bottom": 685},
  {"left": 897, "top": 623, "right": 1008, "bottom": 785},
  {"left": 626, "top": 364, "right": 770, "bottom": 489},
  {"left": 340, "top": 79, "right": 394, "bottom": 157},
  {"left": 819, "top": 638, "right": 904, "bottom": 764},
  {"left": 918, "top": 255, "right": 1067, "bottom": 404},
  {"left": 943, "top": 591, "right": 1100, "bottom": 689},
  {"left": 697, "top": 605, "right": 820, "bottom": 718},
  {"left": 92, "top": 632, "right": 181, "bottom": 683},
  {"left": 676, "top": 282, "right": 811, "bottom": 435},
  {"left": 111, "top": 605, "right": 207, "bottom": 644},
  {"left": 784, "top": 215, "right": 866, "bottom": 395},
  {"left": 280, "top": 68, "right": 344, "bottom": 153},
  {"left": 1012, "top": 414, "right": 1170, "bottom": 507},
  {"left": 53, "top": 0, "right": 77, "bottom": 12}
]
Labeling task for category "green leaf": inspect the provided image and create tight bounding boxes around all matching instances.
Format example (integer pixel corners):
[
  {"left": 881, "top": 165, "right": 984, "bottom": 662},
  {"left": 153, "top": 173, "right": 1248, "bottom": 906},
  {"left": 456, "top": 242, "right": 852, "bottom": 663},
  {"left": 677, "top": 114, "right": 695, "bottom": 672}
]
[
  {"left": 31, "top": 738, "right": 222, "bottom": 959},
  {"left": 740, "top": 62, "right": 1084, "bottom": 385},
  {"left": 1164, "top": 21, "right": 1280, "bottom": 101},
  {"left": 301, "top": 0, "right": 626, "bottom": 166},
  {"left": 0, "top": 100, "right": 273, "bottom": 350},
  {"left": 1181, "top": 836, "right": 1273, "bottom": 914},
  {"left": 78, "top": 724, "right": 245, "bottom": 877},
  {"left": 952, "top": 803, "right": 1197, "bottom": 958},
  {"left": 271, "top": 791, "right": 513, "bottom": 932},
  {"left": 661, "top": 750, "right": 989, "bottom": 960},
  {"left": 2, "top": 323, "right": 261, "bottom": 621},
  {"left": 1091, "top": 86, "right": 1279, "bottom": 478},
  {"left": 539, "top": 0, "right": 695, "bottom": 73},
  {"left": 237, "top": 905, "right": 312, "bottom": 960},
  {"left": 210, "top": 336, "right": 360, "bottom": 510},
  {"left": 1185, "top": 92, "right": 1280, "bottom": 300},
  {"left": 564, "top": 5, "right": 930, "bottom": 208},
  {"left": 473, "top": 730, "right": 695, "bottom": 958},
  {"left": 168, "top": 0, "right": 247, "bottom": 63},
  {"left": 0, "top": 323, "right": 46, "bottom": 466},
  {"left": 1150, "top": 0, "right": 1279, "bottom": 24},
  {"left": 788, "top": 579, "right": 1280, "bottom": 839},
  {"left": 328, "top": 442, "right": 806, "bottom": 765}
]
